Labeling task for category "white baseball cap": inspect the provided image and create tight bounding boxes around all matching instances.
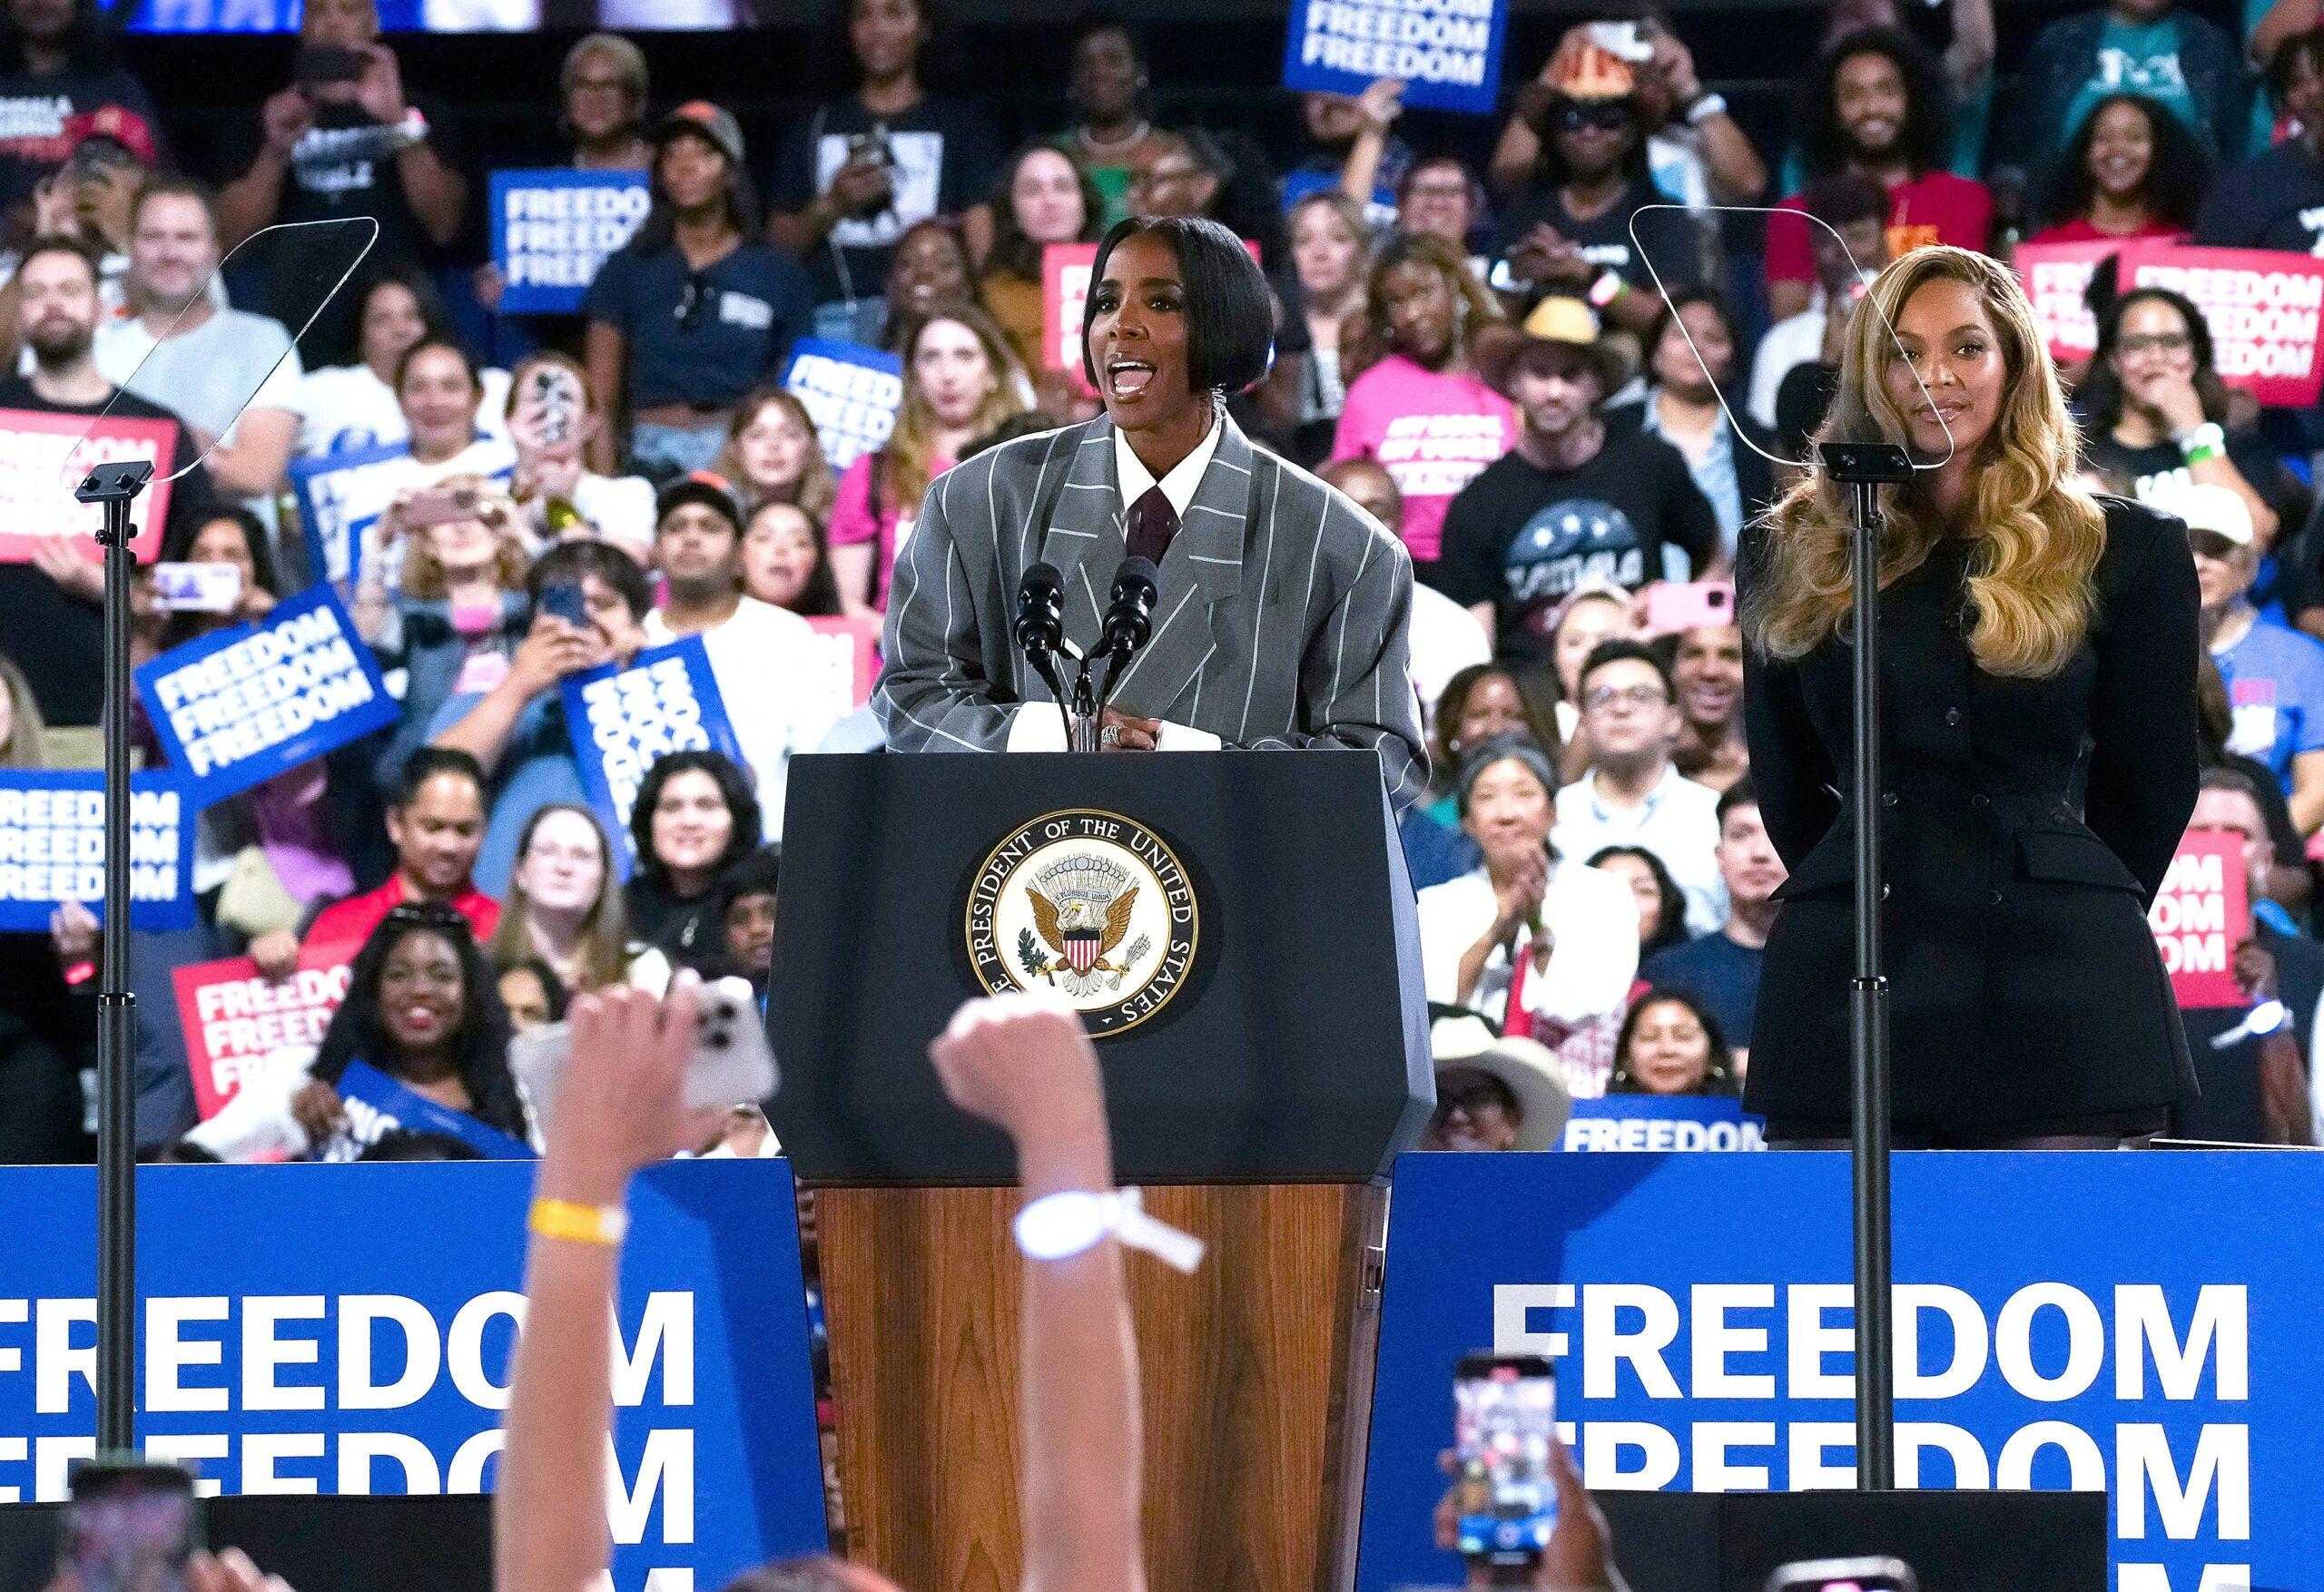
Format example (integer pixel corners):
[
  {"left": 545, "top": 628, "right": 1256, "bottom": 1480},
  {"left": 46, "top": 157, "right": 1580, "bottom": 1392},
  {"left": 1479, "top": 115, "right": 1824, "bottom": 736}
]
[{"left": 2152, "top": 480, "right": 2254, "bottom": 547}]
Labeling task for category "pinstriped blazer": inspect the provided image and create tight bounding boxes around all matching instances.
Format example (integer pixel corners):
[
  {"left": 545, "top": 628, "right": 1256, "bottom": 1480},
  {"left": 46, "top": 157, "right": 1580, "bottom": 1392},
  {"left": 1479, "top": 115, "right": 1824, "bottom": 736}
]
[{"left": 874, "top": 410, "right": 1427, "bottom": 807}]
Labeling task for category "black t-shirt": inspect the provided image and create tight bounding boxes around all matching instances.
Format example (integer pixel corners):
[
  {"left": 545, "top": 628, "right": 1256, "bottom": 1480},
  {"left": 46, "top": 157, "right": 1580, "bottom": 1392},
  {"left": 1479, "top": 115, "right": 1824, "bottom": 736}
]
[
  {"left": 222, "top": 92, "right": 464, "bottom": 355},
  {"left": 1492, "top": 176, "right": 1706, "bottom": 297},
  {"left": 0, "top": 64, "right": 168, "bottom": 215},
  {"left": 2080, "top": 426, "right": 2285, "bottom": 519},
  {"left": 768, "top": 95, "right": 1002, "bottom": 307},
  {"left": 1435, "top": 428, "right": 1721, "bottom": 663},
  {"left": 0, "top": 378, "right": 212, "bottom": 728},
  {"left": 2192, "top": 139, "right": 2324, "bottom": 254}
]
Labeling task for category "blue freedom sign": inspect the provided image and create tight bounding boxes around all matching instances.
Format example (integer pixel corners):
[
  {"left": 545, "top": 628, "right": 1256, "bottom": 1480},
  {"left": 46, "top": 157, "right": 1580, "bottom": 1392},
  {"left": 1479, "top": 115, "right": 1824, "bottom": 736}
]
[
  {"left": 0, "top": 770, "right": 193, "bottom": 930},
  {"left": 1357, "top": 1151, "right": 2317, "bottom": 1592},
  {"left": 137, "top": 585, "right": 399, "bottom": 810},
  {"left": 563, "top": 636, "right": 744, "bottom": 876},
  {"left": 1560, "top": 1095, "right": 1768, "bottom": 1152},
  {"left": 290, "top": 440, "right": 412, "bottom": 588},
  {"left": 780, "top": 339, "right": 903, "bottom": 471},
  {"left": 491, "top": 169, "right": 651, "bottom": 315},
  {"left": 0, "top": 1159, "right": 828, "bottom": 1591},
  {"left": 1281, "top": 0, "right": 1510, "bottom": 115}
]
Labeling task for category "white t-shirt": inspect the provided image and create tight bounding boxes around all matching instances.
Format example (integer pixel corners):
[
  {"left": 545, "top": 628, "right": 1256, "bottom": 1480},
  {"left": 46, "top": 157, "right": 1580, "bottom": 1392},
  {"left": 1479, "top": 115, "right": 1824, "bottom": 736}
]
[
  {"left": 642, "top": 595, "right": 848, "bottom": 841},
  {"left": 94, "top": 307, "right": 305, "bottom": 438},
  {"left": 294, "top": 361, "right": 515, "bottom": 459},
  {"left": 568, "top": 471, "right": 656, "bottom": 560}
]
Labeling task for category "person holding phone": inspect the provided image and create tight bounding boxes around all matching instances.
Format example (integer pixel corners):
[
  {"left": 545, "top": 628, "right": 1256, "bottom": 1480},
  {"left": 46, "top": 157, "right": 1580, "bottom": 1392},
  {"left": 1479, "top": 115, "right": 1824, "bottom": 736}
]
[
  {"left": 215, "top": 0, "right": 467, "bottom": 358},
  {"left": 767, "top": 0, "right": 1001, "bottom": 343},
  {"left": 431, "top": 540, "right": 652, "bottom": 896},
  {"left": 1745, "top": 245, "right": 2200, "bottom": 1147},
  {"left": 503, "top": 350, "right": 655, "bottom": 564},
  {"left": 0, "top": 0, "right": 164, "bottom": 240}
]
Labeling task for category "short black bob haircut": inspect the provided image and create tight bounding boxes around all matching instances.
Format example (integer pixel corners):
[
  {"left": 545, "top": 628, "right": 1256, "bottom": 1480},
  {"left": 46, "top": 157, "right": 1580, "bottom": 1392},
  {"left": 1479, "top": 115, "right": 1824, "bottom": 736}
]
[{"left": 1080, "top": 216, "right": 1274, "bottom": 398}]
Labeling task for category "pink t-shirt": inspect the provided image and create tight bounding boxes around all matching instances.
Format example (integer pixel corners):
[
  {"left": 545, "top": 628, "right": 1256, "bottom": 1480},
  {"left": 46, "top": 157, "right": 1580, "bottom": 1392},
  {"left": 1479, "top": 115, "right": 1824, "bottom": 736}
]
[
  {"left": 830, "top": 449, "right": 958, "bottom": 609},
  {"left": 1329, "top": 356, "right": 1516, "bottom": 564}
]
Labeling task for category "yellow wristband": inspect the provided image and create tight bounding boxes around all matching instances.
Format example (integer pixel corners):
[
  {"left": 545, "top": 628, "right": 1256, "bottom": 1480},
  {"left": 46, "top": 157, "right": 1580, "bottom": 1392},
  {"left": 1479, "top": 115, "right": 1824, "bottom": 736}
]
[{"left": 528, "top": 1197, "right": 629, "bottom": 1246}]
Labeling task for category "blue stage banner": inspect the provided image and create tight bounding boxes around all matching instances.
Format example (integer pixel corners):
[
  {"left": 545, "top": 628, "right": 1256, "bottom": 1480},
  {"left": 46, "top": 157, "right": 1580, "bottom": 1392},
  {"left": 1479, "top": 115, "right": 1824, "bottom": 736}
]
[
  {"left": 1560, "top": 1096, "right": 1768, "bottom": 1152},
  {"left": 0, "top": 1159, "right": 828, "bottom": 1592},
  {"left": 1357, "top": 1151, "right": 2319, "bottom": 1592},
  {"left": 290, "top": 440, "right": 412, "bottom": 589},
  {"left": 1280, "top": 0, "right": 1509, "bottom": 115},
  {"left": 491, "top": 169, "right": 651, "bottom": 315},
  {"left": 780, "top": 339, "right": 903, "bottom": 471},
  {"left": 136, "top": 586, "right": 399, "bottom": 810},
  {"left": 563, "top": 636, "right": 743, "bottom": 876},
  {"left": 0, "top": 771, "right": 192, "bottom": 930}
]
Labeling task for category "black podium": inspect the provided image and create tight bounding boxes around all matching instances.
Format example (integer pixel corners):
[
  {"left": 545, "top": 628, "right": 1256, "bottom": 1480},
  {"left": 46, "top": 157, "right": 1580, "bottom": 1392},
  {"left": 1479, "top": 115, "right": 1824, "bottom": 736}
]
[
  {"left": 769, "top": 747, "right": 1434, "bottom": 1183},
  {"left": 771, "top": 748, "right": 1432, "bottom": 1592}
]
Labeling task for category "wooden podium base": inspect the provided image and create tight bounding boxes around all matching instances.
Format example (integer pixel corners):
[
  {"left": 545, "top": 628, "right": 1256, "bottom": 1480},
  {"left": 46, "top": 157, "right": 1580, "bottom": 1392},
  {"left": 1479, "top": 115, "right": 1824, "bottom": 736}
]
[{"left": 816, "top": 1182, "right": 1388, "bottom": 1592}]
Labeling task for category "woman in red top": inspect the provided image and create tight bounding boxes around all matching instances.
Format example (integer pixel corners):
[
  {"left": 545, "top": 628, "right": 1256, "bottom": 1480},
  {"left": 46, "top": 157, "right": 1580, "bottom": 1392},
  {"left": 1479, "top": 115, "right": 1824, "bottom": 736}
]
[{"left": 2027, "top": 93, "right": 2211, "bottom": 247}]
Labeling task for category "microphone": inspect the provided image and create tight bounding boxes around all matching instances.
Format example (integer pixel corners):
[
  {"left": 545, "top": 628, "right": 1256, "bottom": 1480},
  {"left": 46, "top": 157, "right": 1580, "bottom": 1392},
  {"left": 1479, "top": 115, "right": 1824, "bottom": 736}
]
[
  {"left": 1096, "top": 556, "right": 1159, "bottom": 667},
  {"left": 1013, "top": 562, "right": 1068, "bottom": 703}
]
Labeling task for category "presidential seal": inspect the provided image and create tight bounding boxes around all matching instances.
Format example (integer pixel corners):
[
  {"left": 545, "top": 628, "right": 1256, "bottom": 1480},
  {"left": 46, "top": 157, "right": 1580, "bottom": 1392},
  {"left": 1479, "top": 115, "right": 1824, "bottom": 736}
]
[{"left": 965, "top": 809, "right": 1200, "bottom": 1036}]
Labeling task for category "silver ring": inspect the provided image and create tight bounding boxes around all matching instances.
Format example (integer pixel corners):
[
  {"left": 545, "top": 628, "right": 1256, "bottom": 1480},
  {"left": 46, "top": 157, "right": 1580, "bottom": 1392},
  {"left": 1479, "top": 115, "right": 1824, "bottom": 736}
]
[{"left": 1100, "top": 722, "right": 1122, "bottom": 748}]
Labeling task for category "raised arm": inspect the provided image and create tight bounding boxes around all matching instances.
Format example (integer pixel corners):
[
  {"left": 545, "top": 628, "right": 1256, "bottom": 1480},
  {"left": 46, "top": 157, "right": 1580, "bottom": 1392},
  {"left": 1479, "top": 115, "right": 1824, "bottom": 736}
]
[
  {"left": 929, "top": 996, "right": 1147, "bottom": 1592},
  {"left": 496, "top": 979, "right": 724, "bottom": 1592}
]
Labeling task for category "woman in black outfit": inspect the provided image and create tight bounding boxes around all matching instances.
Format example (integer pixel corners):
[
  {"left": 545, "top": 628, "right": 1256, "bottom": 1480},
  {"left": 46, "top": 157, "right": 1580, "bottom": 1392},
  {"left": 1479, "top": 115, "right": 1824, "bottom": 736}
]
[
  {"left": 624, "top": 751, "right": 763, "bottom": 967},
  {"left": 1743, "top": 245, "right": 2200, "bottom": 1147}
]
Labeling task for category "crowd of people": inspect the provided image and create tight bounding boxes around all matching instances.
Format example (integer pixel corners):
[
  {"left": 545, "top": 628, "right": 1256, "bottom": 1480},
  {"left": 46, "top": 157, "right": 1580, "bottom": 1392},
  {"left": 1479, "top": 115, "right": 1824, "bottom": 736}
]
[{"left": 0, "top": 0, "right": 2320, "bottom": 1164}]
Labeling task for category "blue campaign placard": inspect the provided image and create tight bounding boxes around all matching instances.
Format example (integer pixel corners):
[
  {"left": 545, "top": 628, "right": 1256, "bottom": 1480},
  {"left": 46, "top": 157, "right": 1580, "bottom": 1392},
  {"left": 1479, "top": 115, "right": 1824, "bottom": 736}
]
[
  {"left": 1281, "top": 0, "right": 1509, "bottom": 116},
  {"left": 136, "top": 585, "right": 400, "bottom": 810},
  {"left": 0, "top": 770, "right": 193, "bottom": 930},
  {"left": 0, "top": 1158, "right": 827, "bottom": 1591},
  {"left": 491, "top": 168, "right": 651, "bottom": 315},
  {"left": 290, "top": 439, "right": 412, "bottom": 588},
  {"left": 1355, "top": 1151, "right": 2324, "bottom": 1591},
  {"left": 780, "top": 338, "right": 904, "bottom": 471},
  {"left": 562, "top": 636, "right": 744, "bottom": 876},
  {"left": 1559, "top": 1095, "right": 1768, "bottom": 1152},
  {"left": 335, "top": 1062, "right": 537, "bottom": 1160}
]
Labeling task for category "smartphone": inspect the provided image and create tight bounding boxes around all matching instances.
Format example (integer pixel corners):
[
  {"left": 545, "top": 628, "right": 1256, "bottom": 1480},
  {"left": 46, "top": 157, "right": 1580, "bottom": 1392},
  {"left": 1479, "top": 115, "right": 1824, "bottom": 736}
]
[
  {"left": 1767, "top": 1558, "right": 1918, "bottom": 1592},
  {"left": 538, "top": 578, "right": 589, "bottom": 628},
  {"left": 1646, "top": 580, "right": 1736, "bottom": 634},
  {"left": 525, "top": 365, "right": 583, "bottom": 449},
  {"left": 150, "top": 562, "right": 242, "bottom": 614},
  {"left": 293, "top": 44, "right": 369, "bottom": 85},
  {"left": 509, "top": 975, "right": 780, "bottom": 1132},
  {"left": 1453, "top": 1352, "right": 1558, "bottom": 1567},
  {"left": 1585, "top": 20, "right": 1654, "bottom": 61},
  {"left": 62, "top": 1455, "right": 202, "bottom": 1592},
  {"left": 402, "top": 485, "right": 479, "bottom": 529}
]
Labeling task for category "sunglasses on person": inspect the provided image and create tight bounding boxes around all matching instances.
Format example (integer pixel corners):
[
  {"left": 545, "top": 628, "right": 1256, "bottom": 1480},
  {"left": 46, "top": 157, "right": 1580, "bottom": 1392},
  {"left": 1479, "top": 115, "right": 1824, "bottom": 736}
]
[
  {"left": 2116, "top": 330, "right": 2193, "bottom": 359},
  {"left": 1554, "top": 101, "right": 1631, "bottom": 133},
  {"left": 1433, "top": 1068, "right": 1519, "bottom": 1117},
  {"left": 385, "top": 901, "right": 471, "bottom": 934},
  {"left": 2188, "top": 528, "right": 2245, "bottom": 562}
]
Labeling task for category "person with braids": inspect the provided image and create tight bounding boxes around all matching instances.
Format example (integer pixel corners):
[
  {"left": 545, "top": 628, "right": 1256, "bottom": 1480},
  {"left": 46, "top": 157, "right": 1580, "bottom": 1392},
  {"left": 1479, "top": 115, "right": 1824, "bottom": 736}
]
[{"left": 1743, "top": 245, "right": 2199, "bottom": 1148}]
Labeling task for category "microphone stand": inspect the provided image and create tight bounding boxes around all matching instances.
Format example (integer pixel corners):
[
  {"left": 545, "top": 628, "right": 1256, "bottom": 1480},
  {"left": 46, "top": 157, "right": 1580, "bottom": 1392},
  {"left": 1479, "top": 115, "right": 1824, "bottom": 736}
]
[
  {"left": 1816, "top": 438, "right": 1912, "bottom": 1493},
  {"left": 78, "top": 457, "right": 153, "bottom": 1454}
]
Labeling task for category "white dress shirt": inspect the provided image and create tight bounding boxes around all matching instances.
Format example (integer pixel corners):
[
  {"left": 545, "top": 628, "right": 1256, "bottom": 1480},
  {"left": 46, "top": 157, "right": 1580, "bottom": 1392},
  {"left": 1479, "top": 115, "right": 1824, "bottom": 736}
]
[
  {"left": 1551, "top": 763, "right": 1728, "bottom": 935},
  {"left": 1007, "top": 413, "right": 1228, "bottom": 752},
  {"left": 1415, "top": 861, "right": 1639, "bottom": 1030}
]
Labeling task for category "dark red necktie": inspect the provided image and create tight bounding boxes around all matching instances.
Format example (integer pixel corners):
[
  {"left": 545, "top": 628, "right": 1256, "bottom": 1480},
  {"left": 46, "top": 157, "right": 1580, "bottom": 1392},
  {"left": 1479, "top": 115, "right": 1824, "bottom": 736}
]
[{"left": 1127, "top": 484, "right": 1178, "bottom": 565}]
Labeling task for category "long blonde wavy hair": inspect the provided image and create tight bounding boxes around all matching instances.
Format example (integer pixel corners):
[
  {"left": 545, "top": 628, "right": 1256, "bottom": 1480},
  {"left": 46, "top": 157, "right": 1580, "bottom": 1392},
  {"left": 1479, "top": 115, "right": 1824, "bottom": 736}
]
[{"left": 1747, "top": 245, "right": 2106, "bottom": 679}]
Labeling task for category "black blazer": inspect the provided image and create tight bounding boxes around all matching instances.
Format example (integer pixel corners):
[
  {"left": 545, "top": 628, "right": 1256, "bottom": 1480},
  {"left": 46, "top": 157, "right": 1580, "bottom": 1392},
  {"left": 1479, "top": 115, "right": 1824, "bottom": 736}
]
[{"left": 1741, "top": 496, "right": 2201, "bottom": 1138}]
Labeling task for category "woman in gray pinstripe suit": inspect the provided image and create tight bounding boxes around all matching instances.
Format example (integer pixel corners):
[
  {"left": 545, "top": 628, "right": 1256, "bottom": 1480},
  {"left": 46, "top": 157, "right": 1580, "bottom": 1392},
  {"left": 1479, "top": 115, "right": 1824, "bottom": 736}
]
[{"left": 875, "top": 215, "right": 1428, "bottom": 808}]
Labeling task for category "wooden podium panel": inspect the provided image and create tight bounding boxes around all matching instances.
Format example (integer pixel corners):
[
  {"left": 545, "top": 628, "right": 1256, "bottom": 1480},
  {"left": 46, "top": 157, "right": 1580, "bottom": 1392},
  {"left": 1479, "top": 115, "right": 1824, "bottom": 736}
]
[{"left": 818, "top": 1182, "right": 1387, "bottom": 1592}]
